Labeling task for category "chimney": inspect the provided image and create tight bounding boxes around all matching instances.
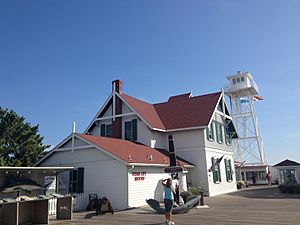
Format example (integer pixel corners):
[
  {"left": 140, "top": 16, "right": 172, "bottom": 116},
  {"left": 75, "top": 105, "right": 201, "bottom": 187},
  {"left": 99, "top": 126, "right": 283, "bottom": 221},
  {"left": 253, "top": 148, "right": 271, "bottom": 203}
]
[
  {"left": 111, "top": 79, "right": 123, "bottom": 138},
  {"left": 112, "top": 79, "right": 123, "bottom": 94}
]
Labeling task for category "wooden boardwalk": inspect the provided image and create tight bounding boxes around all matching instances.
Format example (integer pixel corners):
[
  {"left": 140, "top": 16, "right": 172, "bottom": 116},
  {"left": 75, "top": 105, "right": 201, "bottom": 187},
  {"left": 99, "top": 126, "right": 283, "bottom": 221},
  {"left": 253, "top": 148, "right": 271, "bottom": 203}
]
[{"left": 47, "top": 186, "right": 300, "bottom": 225}]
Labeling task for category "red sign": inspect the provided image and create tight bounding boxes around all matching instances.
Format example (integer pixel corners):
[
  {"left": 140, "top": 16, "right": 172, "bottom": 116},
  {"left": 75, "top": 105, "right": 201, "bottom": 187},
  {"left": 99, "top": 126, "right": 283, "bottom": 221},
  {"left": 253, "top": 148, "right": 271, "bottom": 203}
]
[{"left": 132, "top": 172, "right": 146, "bottom": 181}]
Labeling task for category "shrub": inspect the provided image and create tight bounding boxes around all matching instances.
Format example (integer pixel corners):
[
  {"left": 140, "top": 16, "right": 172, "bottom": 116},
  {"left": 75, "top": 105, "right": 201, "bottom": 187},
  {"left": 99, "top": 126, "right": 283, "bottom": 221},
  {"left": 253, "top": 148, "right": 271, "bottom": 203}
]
[
  {"left": 237, "top": 180, "right": 245, "bottom": 189},
  {"left": 278, "top": 184, "right": 288, "bottom": 193},
  {"left": 180, "top": 186, "right": 202, "bottom": 203},
  {"left": 188, "top": 186, "right": 202, "bottom": 196},
  {"left": 278, "top": 184, "right": 300, "bottom": 194}
]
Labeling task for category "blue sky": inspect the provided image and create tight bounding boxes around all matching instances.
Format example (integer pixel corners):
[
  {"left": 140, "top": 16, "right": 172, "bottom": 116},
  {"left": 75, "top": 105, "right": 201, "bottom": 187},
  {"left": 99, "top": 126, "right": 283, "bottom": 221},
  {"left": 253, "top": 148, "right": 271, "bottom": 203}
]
[{"left": 1, "top": 0, "right": 300, "bottom": 165}]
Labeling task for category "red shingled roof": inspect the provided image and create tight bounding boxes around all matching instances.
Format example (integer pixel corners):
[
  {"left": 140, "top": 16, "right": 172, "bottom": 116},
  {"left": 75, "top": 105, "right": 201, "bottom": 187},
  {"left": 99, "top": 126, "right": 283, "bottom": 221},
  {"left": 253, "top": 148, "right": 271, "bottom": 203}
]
[
  {"left": 122, "top": 92, "right": 221, "bottom": 130},
  {"left": 121, "top": 94, "right": 165, "bottom": 129},
  {"left": 273, "top": 159, "right": 300, "bottom": 167},
  {"left": 78, "top": 134, "right": 193, "bottom": 166}
]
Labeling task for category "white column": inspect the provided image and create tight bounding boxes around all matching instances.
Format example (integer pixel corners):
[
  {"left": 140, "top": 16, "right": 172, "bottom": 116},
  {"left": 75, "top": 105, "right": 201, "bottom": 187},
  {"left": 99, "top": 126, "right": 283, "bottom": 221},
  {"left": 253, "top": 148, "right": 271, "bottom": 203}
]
[{"left": 178, "top": 172, "right": 187, "bottom": 203}]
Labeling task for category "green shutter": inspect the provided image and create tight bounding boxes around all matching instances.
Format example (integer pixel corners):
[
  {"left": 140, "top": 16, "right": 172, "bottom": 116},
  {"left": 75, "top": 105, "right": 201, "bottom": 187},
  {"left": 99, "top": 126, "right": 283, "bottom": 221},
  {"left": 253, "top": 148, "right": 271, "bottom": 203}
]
[
  {"left": 69, "top": 170, "right": 73, "bottom": 193},
  {"left": 100, "top": 124, "right": 106, "bottom": 137},
  {"left": 125, "top": 121, "right": 131, "bottom": 140},
  {"left": 132, "top": 119, "right": 137, "bottom": 141},
  {"left": 228, "top": 160, "right": 232, "bottom": 181},
  {"left": 217, "top": 162, "right": 221, "bottom": 182},
  {"left": 212, "top": 157, "right": 217, "bottom": 183},
  {"left": 225, "top": 159, "right": 229, "bottom": 181},
  {"left": 77, "top": 167, "right": 84, "bottom": 193},
  {"left": 220, "top": 125, "right": 223, "bottom": 143},
  {"left": 211, "top": 123, "right": 214, "bottom": 140},
  {"left": 215, "top": 123, "right": 219, "bottom": 142},
  {"left": 206, "top": 127, "right": 210, "bottom": 140}
]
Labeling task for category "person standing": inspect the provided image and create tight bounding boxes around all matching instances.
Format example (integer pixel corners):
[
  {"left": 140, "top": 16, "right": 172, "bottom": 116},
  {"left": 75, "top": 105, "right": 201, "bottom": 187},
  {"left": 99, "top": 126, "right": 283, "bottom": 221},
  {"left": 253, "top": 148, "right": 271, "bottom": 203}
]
[
  {"left": 162, "top": 178, "right": 175, "bottom": 225},
  {"left": 172, "top": 174, "right": 179, "bottom": 205},
  {"left": 266, "top": 171, "right": 272, "bottom": 186}
]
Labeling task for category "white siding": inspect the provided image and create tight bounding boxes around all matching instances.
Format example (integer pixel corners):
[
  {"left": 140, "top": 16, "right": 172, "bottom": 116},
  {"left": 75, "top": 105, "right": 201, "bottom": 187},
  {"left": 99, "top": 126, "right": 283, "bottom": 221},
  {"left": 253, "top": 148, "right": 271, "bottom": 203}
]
[
  {"left": 205, "top": 148, "right": 236, "bottom": 196},
  {"left": 122, "top": 102, "right": 133, "bottom": 114},
  {"left": 205, "top": 112, "right": 232, "bottom": 152},
  {"left": 39, "top": 147, "right": 128, "bottom": 210},
  {"left": 137, "top": 119, "right": 166, "bottom": 149},
  {"left": 169, "top": 129, "right": 207, "bottom": 189},
  {"left": 60, "top": 138, "right": 88, "bottom": 148},
  {"left": 128, "top": 166, "right": 169, "bottom": 207}
]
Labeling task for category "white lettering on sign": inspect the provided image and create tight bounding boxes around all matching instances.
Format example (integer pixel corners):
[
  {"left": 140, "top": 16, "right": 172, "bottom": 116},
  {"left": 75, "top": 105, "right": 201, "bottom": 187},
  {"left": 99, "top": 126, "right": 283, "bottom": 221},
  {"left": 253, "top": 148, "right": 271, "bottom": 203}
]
[{"left": 132, "top": 172, "right": 146, "bottom": 181}]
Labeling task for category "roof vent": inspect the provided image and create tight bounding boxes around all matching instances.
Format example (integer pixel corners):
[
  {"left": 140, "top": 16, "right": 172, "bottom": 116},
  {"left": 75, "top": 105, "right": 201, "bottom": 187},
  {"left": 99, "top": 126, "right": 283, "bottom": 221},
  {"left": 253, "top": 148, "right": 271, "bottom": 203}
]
[
  {"left": 145, "top": 154, "right": 153, "bottom": 160},
  {"left": 128, "top": 154, "right": 132, "bottom": 161}
]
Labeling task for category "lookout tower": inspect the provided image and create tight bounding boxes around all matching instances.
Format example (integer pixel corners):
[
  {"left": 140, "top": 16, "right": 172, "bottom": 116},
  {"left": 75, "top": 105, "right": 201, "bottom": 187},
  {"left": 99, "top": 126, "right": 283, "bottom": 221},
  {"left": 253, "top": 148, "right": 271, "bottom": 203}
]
[{"left": 224, "top": 71, "right": 267, "bottom": 168}]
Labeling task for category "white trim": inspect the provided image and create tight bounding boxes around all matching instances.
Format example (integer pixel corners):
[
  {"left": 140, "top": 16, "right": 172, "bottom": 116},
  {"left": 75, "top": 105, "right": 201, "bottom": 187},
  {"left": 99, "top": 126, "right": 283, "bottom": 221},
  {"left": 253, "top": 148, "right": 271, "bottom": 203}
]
[
  {"left": 216, "top": 110, "right": 232, "bottom": 120},
  {"left": 84, "top": 94, "right": 113, "bottom": 134},
  {"left": 207, "top": 93, "right": 223, "bottom": 127},
  {"left": 52, "top": 145, "right": 92, "bottom": 152},
  {"left": 152, "top": 125, "right": 206, "bottom": 133},
  {"left": 0, "top": 166, "right": 74, "bottom": 170},
  {"left": 128, "top": 163, "right": 194, "bottom": 168},
  {"left": 152, "top": 128, "right": 166, "bottom": 132},
  {"left": 95, "top": 112, "right": 136, "bottom": 121}
]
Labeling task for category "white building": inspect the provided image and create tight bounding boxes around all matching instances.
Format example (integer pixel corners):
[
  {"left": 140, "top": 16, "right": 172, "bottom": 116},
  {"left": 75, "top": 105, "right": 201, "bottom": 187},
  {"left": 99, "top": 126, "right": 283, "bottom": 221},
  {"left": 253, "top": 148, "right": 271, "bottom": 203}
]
[
  {"left": 273, "top": 159, "right": 300, "bottom": 184},
  {"left": 37, "top": 80, "right": 238, "bottom": 210}
]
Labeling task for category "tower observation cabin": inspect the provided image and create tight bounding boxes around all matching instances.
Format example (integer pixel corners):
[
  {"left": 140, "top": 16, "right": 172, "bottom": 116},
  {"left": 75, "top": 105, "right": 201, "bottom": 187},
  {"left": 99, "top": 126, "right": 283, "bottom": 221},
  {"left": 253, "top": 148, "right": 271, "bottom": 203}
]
[{"left": 225, "top": 71, "right": 259, "bottom": 97}]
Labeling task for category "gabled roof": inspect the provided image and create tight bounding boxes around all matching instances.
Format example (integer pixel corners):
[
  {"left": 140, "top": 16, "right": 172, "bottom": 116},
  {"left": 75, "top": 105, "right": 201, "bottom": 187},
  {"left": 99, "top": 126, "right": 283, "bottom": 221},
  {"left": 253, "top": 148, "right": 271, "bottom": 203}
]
[
  {"left": 273, "top": 159, "right": 300, "bottom": 167},
  {"left": 154, "top": 92, "right": 221, "bottom": 130},
  {"left": 78, "top": 134, "right": 194, "bottom": 167},
  {"left": 122, "top": 92, "right": 222, "bottom": 130}
]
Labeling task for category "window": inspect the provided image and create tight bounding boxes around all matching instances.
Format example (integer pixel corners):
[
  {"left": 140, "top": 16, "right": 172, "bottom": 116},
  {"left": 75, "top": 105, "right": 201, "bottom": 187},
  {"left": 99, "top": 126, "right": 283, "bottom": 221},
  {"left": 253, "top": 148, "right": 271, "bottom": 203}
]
[
  {"left": 241, "top": 76, "right": 245, "bottom": 82},
  {"left": 237, "top": 77, "right": 240, "bottom": 83},
  {"left": 206, "top": 122, "right": 214, "bottom": 141},
  {"left": 100, "top": 124, "right": 112, "bottom": 137},
  {"left": 125, "top": 119, "right": 137, "bottom": 141},
  {"left": 69, "top": 167, "right": 84, "bottom": 194},
  {"left": 258, "top": 171, "right": 266, "bottom": 180},
  {"left": 215, "top": 122, "right": 223, "bottom": 143},
  {"left": 232, "top": 78, "right": 236, "bottom": 84},
  {"left": 224, "top": 125, "right": 231, "bottom": 145},
  {"left": 105, "top": 124, "right": 112, "bottom": 137},
  {"left": 211, "top": 157, "right": 221, "bottom": 183},
  {"left": 224, "top": 159, "right": 233, "bottom": 182}
]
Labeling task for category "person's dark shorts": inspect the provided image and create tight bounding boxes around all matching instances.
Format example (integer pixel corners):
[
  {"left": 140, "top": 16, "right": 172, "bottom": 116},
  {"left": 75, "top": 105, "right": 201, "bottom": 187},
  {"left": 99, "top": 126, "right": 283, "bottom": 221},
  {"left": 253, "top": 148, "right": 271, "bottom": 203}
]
[{"left": 164, "top": 199, "right": 174, "bottom": 213}]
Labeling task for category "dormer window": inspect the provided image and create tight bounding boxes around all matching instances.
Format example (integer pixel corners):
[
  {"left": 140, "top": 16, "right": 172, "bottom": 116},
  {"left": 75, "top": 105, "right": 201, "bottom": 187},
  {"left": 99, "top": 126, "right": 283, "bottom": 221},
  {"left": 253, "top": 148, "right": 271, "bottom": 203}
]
[{"left": 125, "top": 119, "right": 137, "bottom": 141}]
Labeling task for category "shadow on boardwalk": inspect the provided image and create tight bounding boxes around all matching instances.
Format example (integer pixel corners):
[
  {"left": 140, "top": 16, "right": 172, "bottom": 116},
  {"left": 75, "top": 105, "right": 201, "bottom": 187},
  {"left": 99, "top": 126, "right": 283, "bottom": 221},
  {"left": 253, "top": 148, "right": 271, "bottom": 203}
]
[
  {"left": 227, "top": 185, "right": 300, "bottom": 199},
  {"left": 49, "top": 186, "right": 300, "bottom": 225}
]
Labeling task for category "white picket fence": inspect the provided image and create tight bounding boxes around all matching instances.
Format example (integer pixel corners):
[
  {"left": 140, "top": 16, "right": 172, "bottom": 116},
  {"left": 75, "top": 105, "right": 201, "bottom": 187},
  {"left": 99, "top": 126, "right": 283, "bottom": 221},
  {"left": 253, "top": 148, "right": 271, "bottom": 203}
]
[{"left": 48, "top": 193, "right": 86, "bottom": 215}]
